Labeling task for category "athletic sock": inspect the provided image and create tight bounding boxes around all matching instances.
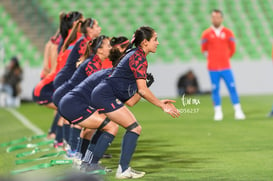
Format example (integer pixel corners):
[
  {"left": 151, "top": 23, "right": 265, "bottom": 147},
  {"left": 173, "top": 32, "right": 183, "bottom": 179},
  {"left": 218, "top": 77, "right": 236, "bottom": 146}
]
[
  {"left": 82, "top": 130, "right": 104, "bottom": 163},
  {"left": 233, "top": 104, "right": 242, "bottom": 112},
  {"left": 55, "top": 125, "right": 63, "bottom": 143},
  {"left": 63, "top": 124, "right": 71, "bottom": 143},
  {"left": 69, "top": 127, "right": 81, "bottom": 151},
  {"left": 48, "top": 112, "right": 60, "bottom": 134},
  {"left": 80, "top": 138, "right": 90, "bottom": 159},
  {"left": 119, "top": 131, "right": 139, "bottom": 172},
  {"left": 89, "top": 132, "right": 114, "bottom": 164},
  {"left": 76, "top": 137, "right": 83, "bottom": 153},
  {"left": 82, "top": 149, "right": 92, "bottom": 163},
  {"left": 214, "top": 105, "right": 222, "bottom": 113}
]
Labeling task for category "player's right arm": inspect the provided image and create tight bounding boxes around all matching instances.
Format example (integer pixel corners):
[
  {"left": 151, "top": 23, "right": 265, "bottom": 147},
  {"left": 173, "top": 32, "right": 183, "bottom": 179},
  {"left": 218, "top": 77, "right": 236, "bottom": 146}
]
[
  {"left": 41, "top": 40, "right": 51, "bottom": 77},
  {"left": 48, "top": 42, "right": 58, "bottom": 74},
  {"left": 201, "top": 30, "right": 208, "bottom": 58}
]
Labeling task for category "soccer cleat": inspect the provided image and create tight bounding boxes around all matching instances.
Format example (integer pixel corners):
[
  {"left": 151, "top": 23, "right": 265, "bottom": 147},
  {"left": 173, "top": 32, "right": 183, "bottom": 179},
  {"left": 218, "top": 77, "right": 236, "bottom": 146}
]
[
  {"left": 62, "top": 140, "right": 71, "bottom": 151},
  {"left": 235, "top": 110, "right": 246, "bottom": 120},
  {"left": 115, "top": 165, "right": 145, "bottom": 179},
  {"left": 267, "top": 111, "right": 273, "bottom": 117},
  {"left": 80, "top": 161, "right": 89, "bottom": 172},
  {"left": 85, "top": 163, "right": 111, "bottom": 174},
  {"left": 72, "top": 152, "right": 82, "bottom": 169},
  {"left": 53, "top": 142, "right": 64, "bottom": 151},
  {"left": 66, "top": 149, "right": 77, "bottom": 158},
  {"left": 214, "top": 111, "right": 223, "bottom": 121}
]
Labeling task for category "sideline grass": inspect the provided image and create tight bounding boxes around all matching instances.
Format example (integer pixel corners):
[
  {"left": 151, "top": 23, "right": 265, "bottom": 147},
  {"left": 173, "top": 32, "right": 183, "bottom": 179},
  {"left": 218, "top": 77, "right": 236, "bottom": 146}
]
[{"left": 0, "top": 95, "right": 273, "bottom": 180}]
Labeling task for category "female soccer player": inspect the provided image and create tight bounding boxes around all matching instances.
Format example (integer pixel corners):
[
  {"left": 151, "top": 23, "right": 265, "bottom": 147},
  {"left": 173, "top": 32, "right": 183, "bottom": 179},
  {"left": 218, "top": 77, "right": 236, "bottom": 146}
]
[
  {"left": 53, "top": 35, "right": 111, "bottom": 154},
  {"left": 40, "top": 30, "right": 61, "bottom": 80},
  {"left": 74, "top": 36, "right": 132, "bottom": 162},
  {"left": 33, "top": 11, "right": 83, "bottom": 109},
  {"left": 33, "top": 11, "right": 84, "bottom": 147},
  {"left": 33, "top": 12, "right": 83, "bottom": 140},
  {"left": 41, "top": 30, "right": 61, "bottom": 139},
  {"left": 53, "top": 18, "right": 101, "bottom": 89},
  {"left": 89, "top": 26, "right": 180, "bottom": 179},
  {"left": 52, "top": 18, "right": 101, "bottom": 151},
  {"left": 53, "top": 35, "right": 111, "bottom": 107}
]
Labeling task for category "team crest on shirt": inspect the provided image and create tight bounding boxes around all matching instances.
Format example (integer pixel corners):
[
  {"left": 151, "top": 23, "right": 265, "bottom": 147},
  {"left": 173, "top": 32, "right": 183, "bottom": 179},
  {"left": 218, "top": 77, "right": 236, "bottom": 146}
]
[
  {"left": 116, "top": 99, "right": 122, "bottom": 105},
  {"left": 220, "top": 32, "right": 226, "bottom": 39}
]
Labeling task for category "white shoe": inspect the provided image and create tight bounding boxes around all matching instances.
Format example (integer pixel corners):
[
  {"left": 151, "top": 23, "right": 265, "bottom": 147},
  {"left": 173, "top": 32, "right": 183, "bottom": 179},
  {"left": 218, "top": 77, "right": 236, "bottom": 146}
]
[
  {"left": 116, "top": 165, "right": 145, "bottom": 179},
  {"left": 72, "top": 153, "right": 82, "bottom": 170},
  {"left": 214, "top": 111, "right": 223, "bottom": 121},
  {"left": 235, "top": 110, "right": 246, "bottom": 120}
]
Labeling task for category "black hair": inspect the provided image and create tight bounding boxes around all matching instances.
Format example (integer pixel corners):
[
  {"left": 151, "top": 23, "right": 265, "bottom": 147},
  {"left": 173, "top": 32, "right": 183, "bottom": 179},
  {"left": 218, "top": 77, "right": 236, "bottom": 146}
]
[
  {"left": 90, "top": 35, "right": 109, "bottom": 54},
  {"left": 10, "top": 56, "right": 20, "bottom": 68},
  {"left": 131, "top": 26, "right": 155, "bottom": 47},
  {"left": 109, "top": 36, "right": 129, "bottom": 67},
  {"left": 62, "top": 18, "right": 94, "bottom": 52},
  {"left": 59, "top": 11, "right": 83, "bottom": 41},
  {"left": 110, "top": 36, "right": 129, "bottom": 48},
  {"left": 77, "top": 35, "right": 109, "bottom": 67},
  {"left": 211, "top": 9, "right": 223, "bottom": 17}
]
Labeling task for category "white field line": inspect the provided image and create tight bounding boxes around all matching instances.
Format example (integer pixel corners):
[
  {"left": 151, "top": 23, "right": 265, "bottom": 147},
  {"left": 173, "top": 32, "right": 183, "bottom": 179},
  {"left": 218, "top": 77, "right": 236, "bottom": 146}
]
[{"left": 5, "top": 108, "right": 44, "bottom": 135}]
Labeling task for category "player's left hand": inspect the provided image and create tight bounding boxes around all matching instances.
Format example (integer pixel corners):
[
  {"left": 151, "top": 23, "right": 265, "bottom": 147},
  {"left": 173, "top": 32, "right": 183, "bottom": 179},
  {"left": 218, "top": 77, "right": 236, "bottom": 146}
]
[
  {"left": 146, "top": 73, "right": 154, "bottom": 87},
  {"left": 162, "top": 102, "right": 180, "bottom": 118}
]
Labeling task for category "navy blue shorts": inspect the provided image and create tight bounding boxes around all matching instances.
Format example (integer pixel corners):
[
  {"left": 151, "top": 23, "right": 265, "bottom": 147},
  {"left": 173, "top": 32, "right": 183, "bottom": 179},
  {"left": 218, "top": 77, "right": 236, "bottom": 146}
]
[
  {"left": 91, "top": 82, "right": 124, "bottom": 113},
  {"left": 58, "top": 93, "right": 96, "bottom": 124},
  {"left": 53, "top": 71, "right": 68, "bottom": 90},
  {"left": 32, "top": 82, "right": 54, "bottom": 105},
  {"left": 53, "top": 83, "right": 74, "bottom": 107}
]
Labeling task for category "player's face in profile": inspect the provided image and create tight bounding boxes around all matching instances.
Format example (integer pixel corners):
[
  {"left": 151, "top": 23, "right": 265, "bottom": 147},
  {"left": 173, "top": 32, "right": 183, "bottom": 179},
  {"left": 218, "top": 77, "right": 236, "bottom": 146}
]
[
  {"left": 99, "top": 38, "right": 112, "bottom": 58},
  {"left": 211, "top": 12, "right": 223, "bottom": 28},
  {"left": 87, "top": 20, "right": 102, "bottom": 38},
  {"left": 147, "top": 32, "right": 159, "bottom": 53}
]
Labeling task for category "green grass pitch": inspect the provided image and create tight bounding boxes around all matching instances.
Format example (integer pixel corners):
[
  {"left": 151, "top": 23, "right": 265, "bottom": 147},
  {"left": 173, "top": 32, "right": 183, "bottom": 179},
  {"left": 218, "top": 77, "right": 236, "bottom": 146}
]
[{"left": 0, "top": 94, "right": 273, "bottom": 180}]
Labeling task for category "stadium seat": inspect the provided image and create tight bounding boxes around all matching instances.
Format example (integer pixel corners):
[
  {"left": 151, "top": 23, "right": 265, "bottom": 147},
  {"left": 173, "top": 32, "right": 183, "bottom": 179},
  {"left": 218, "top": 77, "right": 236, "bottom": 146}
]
[
  {"left": 0, "top": 6, "right": 42, "bottom": 67},
  {"left": 2, "top": 0, "right": 273, "bottom": 66}
]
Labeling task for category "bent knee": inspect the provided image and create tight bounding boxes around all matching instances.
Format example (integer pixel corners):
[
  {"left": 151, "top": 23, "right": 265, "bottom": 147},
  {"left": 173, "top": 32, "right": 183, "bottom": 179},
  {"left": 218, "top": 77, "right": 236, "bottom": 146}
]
[
  {"left": 103, "top": 121, "right": 119, "bottom": 136},
  {"left": 131, "top": 125, "right": 142, "bottom": 135}
]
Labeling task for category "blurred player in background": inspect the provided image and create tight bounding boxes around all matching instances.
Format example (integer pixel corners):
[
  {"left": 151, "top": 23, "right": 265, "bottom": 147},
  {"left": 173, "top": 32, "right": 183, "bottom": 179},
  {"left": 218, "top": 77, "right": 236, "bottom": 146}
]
[
  {"left": 201, "top": 9, "right": 245, "bottom": 121},
  {"left": 0, "top": 56, "right": 22, "bottom": 107},
  {"left": 33, "top": 11, "right": 83, "bottom": 142},
  {"left": 53, "top": 17, "right": 101, "bottom": 151}
]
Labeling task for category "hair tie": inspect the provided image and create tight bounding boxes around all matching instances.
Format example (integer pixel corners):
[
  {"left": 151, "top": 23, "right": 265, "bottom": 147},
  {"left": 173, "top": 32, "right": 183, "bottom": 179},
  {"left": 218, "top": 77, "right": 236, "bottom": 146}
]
[
  {"left": 66, "top": 14, "right": 69, "bottom": 18},
  {"left": 114, "top": 40, "right": 130, "bottom": 47}
]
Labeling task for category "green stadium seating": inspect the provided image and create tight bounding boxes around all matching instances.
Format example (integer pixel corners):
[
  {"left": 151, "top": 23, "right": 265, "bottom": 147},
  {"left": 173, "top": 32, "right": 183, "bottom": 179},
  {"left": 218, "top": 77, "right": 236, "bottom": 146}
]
[
  {"left": 2, "top": 0, "right": 273, "bottom": 65},
  {"left": 37, "top": 0, "right": 273, "bottom": 62},
  {"left": 0, "top": 6, "right": 42, "bottom": 67}
]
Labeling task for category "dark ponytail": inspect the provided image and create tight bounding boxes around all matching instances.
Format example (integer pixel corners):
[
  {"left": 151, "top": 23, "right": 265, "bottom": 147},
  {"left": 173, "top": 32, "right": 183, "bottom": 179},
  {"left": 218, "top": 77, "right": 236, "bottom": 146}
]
[
  {"left": 110, "top": 36, "right": 129, "bottom": 48},
  {"left": 80, "top": 18, "right": 94, "bottom": 36},
  {"left": 61, "top": 20, "right": 82, "bottom": 52},
  {"left": 90, "top": 35, "right": 109, "bottom": 54},
  {"left": 109, "top": 36, "right": 129, "bottom": 67},
  {"left": 77, "top": 40, "right": 93, "bottom": 67},
  {"left": 61, "top": 18, "right": 95, "bottom": 52},
  {"left": 59, "top": 11, "right": 83, "bottom": 41},
  {"left": 77, "top": 35, "right": 109, "bottom": 67},
  {"left": 131, "top": 26, "right": 155, "bottom": 47}
]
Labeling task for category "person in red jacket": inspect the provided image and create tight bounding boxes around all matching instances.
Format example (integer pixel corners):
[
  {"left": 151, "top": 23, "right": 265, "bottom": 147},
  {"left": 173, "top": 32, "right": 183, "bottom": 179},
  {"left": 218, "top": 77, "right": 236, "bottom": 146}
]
[{"left": 201, "top": 9, "right": 245, "bottom": 121}]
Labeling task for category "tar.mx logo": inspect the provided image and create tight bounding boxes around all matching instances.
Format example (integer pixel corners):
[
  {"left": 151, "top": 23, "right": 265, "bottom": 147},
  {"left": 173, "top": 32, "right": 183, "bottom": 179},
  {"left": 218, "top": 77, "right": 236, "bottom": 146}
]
[{"left": 178, "top": 94, "right": 200, "bottom": 114}]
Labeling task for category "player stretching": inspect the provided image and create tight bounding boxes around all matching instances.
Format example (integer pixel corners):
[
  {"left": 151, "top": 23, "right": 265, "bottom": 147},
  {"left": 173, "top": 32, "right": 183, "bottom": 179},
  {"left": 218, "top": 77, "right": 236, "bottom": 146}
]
[{"left": 201, "top": 9, "right": 245, "bottom": 121}]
